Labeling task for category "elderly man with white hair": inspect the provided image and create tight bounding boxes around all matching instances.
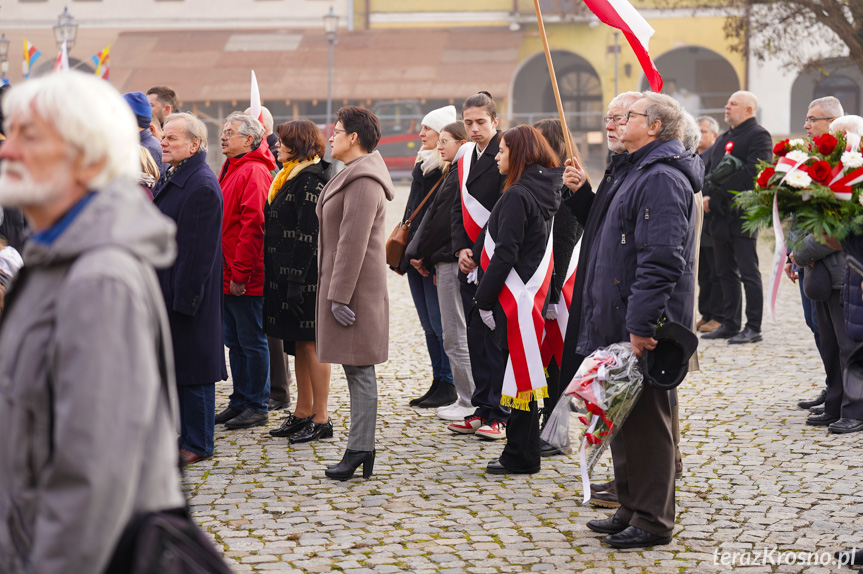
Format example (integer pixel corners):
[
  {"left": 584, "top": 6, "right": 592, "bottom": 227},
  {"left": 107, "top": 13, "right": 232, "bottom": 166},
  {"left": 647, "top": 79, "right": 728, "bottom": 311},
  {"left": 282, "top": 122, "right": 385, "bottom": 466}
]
[
  {"left": 702, "top": 90, "right": 773, "bottom": 344},
  {"left": 0, "top": 72, "right": 185, "bottom": 573}
]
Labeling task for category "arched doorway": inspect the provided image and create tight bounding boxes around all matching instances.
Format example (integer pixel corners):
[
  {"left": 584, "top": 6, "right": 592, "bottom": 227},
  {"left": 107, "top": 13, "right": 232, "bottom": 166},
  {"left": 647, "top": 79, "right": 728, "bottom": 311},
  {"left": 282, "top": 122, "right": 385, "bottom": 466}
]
[
  {"left": 511, "top": 50, "right": 603, "bottom": 131},
  {"left": 640, "top": 46, "right": 739, "bottom": 122},
  {"left": 790, "top": 61, "right": 861, "bottom": 134}
]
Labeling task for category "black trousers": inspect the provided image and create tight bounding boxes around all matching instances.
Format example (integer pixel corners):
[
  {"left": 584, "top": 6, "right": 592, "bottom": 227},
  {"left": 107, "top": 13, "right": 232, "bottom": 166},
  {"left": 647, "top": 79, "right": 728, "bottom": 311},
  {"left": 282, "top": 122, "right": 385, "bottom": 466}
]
[
  {"left": 816, "top": 290, "right": 863, "bottom": 419},
  {"left": 462, "top": 282, "right": 510, "bottom": 422},
  {"left": 697, "top": 244, "right": 724, "bottom": 322},
  {"left": 611, "top": 384, "right": 676, "bottom": 537},
  {"left": 713, "top": 234, "right": 763, "bottom": 332},
  {"left": 500, "top": 400, "right": 541, "bottom": 471}
]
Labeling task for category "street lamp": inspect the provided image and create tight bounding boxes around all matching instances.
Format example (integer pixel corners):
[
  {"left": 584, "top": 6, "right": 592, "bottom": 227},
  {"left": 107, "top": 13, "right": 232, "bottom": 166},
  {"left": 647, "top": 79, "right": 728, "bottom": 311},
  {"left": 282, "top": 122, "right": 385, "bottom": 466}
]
[
  {"left": 53, "top": 6, "right": 78, "bottom": 51},
  {"left": 0, "top": 34, "right": 10, "bottom": 81},
  {"left": 323, "top": 7, "right": 338, "bottom": 144}
]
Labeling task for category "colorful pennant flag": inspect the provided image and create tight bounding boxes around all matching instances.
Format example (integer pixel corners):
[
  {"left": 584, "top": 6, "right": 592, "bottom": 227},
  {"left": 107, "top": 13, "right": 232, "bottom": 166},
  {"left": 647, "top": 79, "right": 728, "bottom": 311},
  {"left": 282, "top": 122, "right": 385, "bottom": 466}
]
[
  {"left": 92, "top": 46, "right": 110, "bottom": 81},
  {"left": 53, "top": 40, "right": 69, "bottom": 73},
  {"left": 250, "top": 70, "right": 264, "bottom": 126},
  {"left": 582, "top": 0, "right": 663, "bottom": 92},
  {"left": 23, "top": 39, "right": 42, "bottom": 79}
]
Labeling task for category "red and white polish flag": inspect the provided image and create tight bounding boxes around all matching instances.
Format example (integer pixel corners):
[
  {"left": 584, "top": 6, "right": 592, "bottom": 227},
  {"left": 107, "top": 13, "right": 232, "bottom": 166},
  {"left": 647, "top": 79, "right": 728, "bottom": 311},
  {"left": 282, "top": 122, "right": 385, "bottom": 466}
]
[
  {"left": 250, "top": 70, "right": 264, "bottom": 126},
  {"left": 53, "top": 40, "right": 69, "bottom": 73},
  {"left": 582, "top": 0, "right": 663, "bottom": 92},
  {"left": 540, "top": 236, "right": 582, "bottom": 368}
]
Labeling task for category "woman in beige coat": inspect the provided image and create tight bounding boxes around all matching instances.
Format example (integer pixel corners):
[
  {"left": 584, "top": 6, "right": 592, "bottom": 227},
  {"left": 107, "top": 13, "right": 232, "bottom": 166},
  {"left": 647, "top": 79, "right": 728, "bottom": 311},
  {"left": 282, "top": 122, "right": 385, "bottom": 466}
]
[{"left": 316, "top": 106, "right": 394, "bottom": 480}]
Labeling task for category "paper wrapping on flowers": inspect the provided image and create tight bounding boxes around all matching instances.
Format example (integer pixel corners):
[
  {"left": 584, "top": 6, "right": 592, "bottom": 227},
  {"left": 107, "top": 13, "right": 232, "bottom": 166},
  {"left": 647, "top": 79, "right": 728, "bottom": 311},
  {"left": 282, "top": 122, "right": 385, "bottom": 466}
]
[
  {"left": 539, "top": 342, "right": 643, "bottom": 504},
  {"left": 734, "top": 131, "right": 863, "bottom": 242}
]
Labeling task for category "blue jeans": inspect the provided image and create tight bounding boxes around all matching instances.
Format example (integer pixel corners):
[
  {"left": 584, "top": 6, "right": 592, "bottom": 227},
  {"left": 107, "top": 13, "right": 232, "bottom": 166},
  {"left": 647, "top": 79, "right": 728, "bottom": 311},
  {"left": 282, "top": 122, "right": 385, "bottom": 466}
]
[
  {"left": 407, "top": 267, "right": 453, "bottom": 384},
  {"left": 223, "top": 295, "right": 270, "bottom": 413},
  {"left": 178, "top": 383, "right": 215, "bottom": 457}
]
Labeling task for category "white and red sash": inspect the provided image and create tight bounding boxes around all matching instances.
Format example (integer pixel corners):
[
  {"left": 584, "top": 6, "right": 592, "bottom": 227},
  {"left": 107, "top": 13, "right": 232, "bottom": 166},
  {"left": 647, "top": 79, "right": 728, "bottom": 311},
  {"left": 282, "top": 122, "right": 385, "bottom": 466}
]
[
  {"left": 540, "top": 237, "right": 583, "bottom": 368},
  {"left": 480, "top": 223, "right": 555, "bottom": 410},
  {"left": 457, "top": 142, "right": 491, "bottom": 243}
]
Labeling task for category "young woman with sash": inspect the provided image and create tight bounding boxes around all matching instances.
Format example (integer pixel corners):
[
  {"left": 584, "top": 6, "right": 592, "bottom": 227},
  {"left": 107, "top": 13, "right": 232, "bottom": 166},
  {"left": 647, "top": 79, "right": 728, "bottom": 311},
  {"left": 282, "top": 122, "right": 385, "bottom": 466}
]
[
  {"left": 475, "top": 124, "right": 561, "bottom": 474},
  {"left": 446, "top": 92, "right": 510, "bottom": 440}
]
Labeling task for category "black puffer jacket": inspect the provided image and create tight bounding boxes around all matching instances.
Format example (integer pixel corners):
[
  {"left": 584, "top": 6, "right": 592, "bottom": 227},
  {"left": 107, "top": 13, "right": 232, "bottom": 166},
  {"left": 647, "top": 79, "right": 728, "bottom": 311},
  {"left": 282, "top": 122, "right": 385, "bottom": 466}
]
[{"left": 474, "top": 165, "right": 562, "bottom": 343}]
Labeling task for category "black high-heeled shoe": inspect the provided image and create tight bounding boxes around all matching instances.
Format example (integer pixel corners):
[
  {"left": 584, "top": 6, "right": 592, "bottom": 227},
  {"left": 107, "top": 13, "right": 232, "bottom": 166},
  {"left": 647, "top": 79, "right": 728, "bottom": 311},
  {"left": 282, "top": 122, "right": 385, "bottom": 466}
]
[
  {"left": 269, "top": 413, "right": 312, "bottom": 437},
  {"left": 288, "top": 418, "right": 333, "bottom": 444},
  {"left": 324, "top": 449, "right": 375, "bottom": 480}
]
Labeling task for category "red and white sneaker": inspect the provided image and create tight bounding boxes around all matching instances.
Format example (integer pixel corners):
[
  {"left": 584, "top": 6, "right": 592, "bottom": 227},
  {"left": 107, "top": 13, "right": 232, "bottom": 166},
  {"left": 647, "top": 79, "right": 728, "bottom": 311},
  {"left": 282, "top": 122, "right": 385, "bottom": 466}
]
[
  {"left": 448, "top": 415, "right": 483, "bottom": 434},
  {"left": 475, "top": 420, "right": 507, "bottom": 440}
]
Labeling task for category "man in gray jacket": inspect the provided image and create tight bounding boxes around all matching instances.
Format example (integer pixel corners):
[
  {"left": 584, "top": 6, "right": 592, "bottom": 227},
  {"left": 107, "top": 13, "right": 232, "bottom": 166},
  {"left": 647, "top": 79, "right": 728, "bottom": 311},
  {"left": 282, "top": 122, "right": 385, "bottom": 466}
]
[{"left": 0, "top": 72, "right": 185, "bottom": 573}]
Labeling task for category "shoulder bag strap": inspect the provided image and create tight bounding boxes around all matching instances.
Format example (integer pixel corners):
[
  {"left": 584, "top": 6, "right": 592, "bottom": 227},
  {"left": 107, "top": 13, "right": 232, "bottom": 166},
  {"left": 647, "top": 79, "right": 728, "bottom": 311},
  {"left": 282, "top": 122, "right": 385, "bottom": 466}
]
[{"left": 404, "top": 173, "right": 446, "bottom": 226}]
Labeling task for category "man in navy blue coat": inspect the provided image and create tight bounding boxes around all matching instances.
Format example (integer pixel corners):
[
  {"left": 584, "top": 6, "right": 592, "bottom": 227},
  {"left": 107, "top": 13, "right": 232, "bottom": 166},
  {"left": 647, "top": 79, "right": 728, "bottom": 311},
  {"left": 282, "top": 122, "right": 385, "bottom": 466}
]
[
  {"left": 153, "top": 112, "right": 227, "bottom": 465},
  {"left": 574, "top": 93, "right": 702, "bottom": 549}
]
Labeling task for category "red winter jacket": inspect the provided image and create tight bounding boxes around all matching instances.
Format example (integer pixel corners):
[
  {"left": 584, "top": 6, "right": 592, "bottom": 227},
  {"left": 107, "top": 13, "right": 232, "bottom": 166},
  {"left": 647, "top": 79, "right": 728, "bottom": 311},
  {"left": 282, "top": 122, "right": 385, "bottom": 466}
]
[{"left": 218, "top": 141, "right": 276, "bottom": 296}]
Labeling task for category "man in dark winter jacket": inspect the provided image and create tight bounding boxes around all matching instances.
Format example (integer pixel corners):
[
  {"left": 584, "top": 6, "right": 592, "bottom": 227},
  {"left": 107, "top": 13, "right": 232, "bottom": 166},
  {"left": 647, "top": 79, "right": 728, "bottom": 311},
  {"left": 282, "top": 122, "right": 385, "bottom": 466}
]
[
  {"left": 577, "top": 93, "right": 701, "bottom": 549},
  {"left": 701, "top": 91, "right": 772, "bottom": 344}
]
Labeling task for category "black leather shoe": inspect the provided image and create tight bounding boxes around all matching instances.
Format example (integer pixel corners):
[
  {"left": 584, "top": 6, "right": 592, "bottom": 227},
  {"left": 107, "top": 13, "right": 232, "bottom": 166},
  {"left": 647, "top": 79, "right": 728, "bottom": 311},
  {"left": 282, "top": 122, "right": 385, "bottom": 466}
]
[
  {"left": 586, "top": 514, "right": 628, "bottom": 534},
  {"left": 805, "top": 412, "right": 840, "bottom": 426},
  {"left": 486, "top": 459, "right": 540, "bottom": 475},
  {"left": 417, "top": 381, "right": 457, "bottom": 408},
  {"left": 798, "top": 388, "right": 827, "bottom": 409},
  {"left": 224, "top": 408, "right": 268, "bottom": 429},
  {"left": 540, "top": 439, "right": 562, "bottom": 457},
  {"left": 605, "top": 526, "right": 672, "bottom": 548},
  {"left": 828, "top": 418, "right": 863, "bottom": 433},
  {"left": 289, "top": 418, "right": 334, "bottom": 443},
  {"left": 409, "top": 378, "right": 440, "bottom": 406},
  {"left": 269, "top": 413, "right": 312, "bottom": 437},
  {"left": 590, "top": 480, "right": 614, "bottom": 493},
  {"left": 809, "top": 405, "right": 825, "bottom": 415},
  {"left": 701, "top": 325, "right": 739, "bottom": 340},
  {"left": 266, "top": 398, "right": 291, "bottom": 411},
  {"left": 325, "top": 449, "right": 375, "bottom": 480},
  {"left": 215, "top": 406, "right": 242, "bottom": 425},
  {"left": 728, "top": 327, "right": 763, "bottom": 344}
]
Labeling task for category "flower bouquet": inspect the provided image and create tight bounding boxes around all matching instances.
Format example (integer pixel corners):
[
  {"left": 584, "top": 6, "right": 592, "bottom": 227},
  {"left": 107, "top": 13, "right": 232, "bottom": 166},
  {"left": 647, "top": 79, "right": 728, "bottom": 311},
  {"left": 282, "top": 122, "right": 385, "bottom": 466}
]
[
  {"left": 734, "top": 131, "right": 863, "bottom": 241},
  {"left": 540, "top": 342, "right": 643, "bottom": 503}
]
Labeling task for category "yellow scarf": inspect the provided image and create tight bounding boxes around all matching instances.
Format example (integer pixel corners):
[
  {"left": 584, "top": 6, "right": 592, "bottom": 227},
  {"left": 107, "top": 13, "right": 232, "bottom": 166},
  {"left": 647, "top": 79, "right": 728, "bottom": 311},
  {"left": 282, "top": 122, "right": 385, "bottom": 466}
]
[{"left": 268, "top": 156, "right": 321, "bottom": 204}]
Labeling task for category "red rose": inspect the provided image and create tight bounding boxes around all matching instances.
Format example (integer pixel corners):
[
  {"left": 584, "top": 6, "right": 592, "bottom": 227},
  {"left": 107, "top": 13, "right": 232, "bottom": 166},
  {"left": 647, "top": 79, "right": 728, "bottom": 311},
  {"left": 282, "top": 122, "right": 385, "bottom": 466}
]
[
  {"left": 757, "top": 167, "right": 776, "bottom": 188},
  {"left": 808, "top": 160, "right": 832, "bottom": 184},
  {"left": 817, "top": 134, "right": 838, "bottom": 155},
  {"left": 773, "top": 139, "right": 790, "bottom": 156}
]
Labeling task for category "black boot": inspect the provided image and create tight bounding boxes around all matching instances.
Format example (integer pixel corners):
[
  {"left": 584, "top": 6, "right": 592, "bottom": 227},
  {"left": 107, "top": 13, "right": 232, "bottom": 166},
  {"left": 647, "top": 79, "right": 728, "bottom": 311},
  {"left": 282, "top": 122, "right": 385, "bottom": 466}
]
[
  {"left": 409, "top": 378, "right": 440, "bottom": 407},
  {"left": 324, "top": 449, "right": 375, "bottom": 480},
  {"left": 417, "top": 381, "right": 457, "bottom": 408}
]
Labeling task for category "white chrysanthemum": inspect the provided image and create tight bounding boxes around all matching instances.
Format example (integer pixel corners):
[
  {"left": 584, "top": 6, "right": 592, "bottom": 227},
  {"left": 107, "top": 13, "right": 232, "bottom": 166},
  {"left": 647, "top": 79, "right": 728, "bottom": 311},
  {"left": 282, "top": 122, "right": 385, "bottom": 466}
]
[
  {"left": 784, "top": 169, "right": 812, "bottom": 189},
  {"left": 785, "top": 150, "right": 809, "bottom": 164},
  {"left": 788, "top": 138, "right": 806, "bottom": 148},
  {"left": 842, "top": 151, "right": 863, "bottom": 170}
]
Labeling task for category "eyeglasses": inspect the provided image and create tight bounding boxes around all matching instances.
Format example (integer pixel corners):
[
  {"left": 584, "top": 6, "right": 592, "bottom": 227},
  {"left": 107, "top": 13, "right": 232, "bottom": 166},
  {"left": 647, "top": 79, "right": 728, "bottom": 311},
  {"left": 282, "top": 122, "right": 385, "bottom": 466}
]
[
  {"left": 602, "top": 115, "right": 626, "bottom": 125},
  {"left": 331, "top": 127, "right": 347, "bottom": 137},
  {"left": 624, "top": 110, "right": 649, "bottom": 123},
  {"left": 221, "top": 130, "right": 242, "bottom": 139},
  {"left": 804, "top": 116, "right": 834, "bottom": 125},
  {"left": 438, "top": 139, "right": 461, "bottom": 146}
]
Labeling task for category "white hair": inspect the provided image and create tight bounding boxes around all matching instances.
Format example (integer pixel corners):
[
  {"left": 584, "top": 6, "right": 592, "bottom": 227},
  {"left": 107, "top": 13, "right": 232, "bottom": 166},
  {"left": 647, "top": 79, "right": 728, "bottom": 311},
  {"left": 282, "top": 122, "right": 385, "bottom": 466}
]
[
  {"left": 165, "top": 112, "right": 209, "bottom": 152},
  {"left": 225, "top": 112, "right": 265, "bottom": 149},
  {"left": 810, "top": 96, "right": 844, "bottom": 119},
  {"left": 243, "top": 105, "right": 274, "bottom": 135},
  {"left": 681, "top": 112, "right": 701, "bottom": 152},
  {"left": 2, "top": 71, "right": 139, "bottom": 190}
]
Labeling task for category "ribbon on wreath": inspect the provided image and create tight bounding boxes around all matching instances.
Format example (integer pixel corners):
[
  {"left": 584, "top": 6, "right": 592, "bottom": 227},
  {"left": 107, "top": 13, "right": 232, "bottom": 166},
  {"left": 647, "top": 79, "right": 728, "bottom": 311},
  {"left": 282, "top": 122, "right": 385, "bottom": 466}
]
[
  {"left": 540, "top": 237, "right": 583, "bottom": 368},
  {"left": 480, "top": 223, "right": 554, "bottom": 410}
]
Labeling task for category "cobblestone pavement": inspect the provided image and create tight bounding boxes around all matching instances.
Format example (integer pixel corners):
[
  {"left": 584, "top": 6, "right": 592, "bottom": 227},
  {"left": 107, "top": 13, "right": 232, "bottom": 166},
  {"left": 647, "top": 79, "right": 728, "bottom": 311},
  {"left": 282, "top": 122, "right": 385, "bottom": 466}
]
[{"left": 186, "top": 185, "right": 863, "bottom": 573}]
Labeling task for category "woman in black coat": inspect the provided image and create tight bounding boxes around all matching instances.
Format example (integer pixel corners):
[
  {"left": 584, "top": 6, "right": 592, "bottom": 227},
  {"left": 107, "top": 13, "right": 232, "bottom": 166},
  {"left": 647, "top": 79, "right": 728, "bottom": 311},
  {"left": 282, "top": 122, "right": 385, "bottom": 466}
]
[
  {"left": 153, "top": 117, "right": 227, "bottom": 465},
  {"left": 264, "top": 119, "right": 333, "bottom": 444},
  {"left": 474, "top": 125, "right": 561, "bottom": 475}
]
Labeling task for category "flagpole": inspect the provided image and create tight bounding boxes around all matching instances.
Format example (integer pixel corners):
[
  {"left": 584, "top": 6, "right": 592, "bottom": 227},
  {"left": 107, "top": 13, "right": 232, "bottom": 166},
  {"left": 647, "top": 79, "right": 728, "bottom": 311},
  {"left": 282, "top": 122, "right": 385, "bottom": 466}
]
[{"left": 532, "top": 0, "right": 578, "bottom": 167}]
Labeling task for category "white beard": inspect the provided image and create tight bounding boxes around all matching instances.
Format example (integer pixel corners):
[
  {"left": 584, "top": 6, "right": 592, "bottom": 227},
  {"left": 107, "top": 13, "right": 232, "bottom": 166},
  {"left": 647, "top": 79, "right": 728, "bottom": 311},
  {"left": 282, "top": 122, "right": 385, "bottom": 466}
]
[{"left": 0, "top": 161, "right": 69, "bottom": 207}]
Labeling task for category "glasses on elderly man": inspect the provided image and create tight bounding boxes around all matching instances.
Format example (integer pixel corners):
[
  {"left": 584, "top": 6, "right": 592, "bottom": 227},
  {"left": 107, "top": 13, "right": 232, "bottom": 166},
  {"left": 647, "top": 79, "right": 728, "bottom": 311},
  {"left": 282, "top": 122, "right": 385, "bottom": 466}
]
[
  {"left": 624, "top": 110, "right": 650, "bottom": 123},
  {"left": 804, "top": 116, "right": 834, "bottom": 125},
  {"left": 220, "top": 130, "right": 243, "bottom": 139},
  {"left": 602, "top": 115, "right": 626, "bottom": 125}
]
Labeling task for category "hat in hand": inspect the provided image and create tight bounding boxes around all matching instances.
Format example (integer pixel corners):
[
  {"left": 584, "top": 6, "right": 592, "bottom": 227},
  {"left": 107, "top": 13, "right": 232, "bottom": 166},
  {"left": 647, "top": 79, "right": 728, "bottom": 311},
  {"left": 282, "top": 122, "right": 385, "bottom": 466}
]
[{"left": 640, "top": 321, "right": 699, "bottom": 390}]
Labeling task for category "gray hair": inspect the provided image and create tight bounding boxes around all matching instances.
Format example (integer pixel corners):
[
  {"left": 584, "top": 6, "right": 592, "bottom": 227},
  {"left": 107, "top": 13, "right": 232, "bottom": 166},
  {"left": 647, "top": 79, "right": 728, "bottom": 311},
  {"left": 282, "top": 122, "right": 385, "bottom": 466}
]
[
  {"left": 608, "top": 91, "right": 643, "bottom": 112},
  {"left": 225, "top": 112, "right": 265, "bottom": 149},
  {"left": 810, "top": 96, "right": 844, "bottom": 119},
  {"left": 681, "top": 112, "right": 701, "bottom": 152},
  {"left": 2, "top": 71, "right": 139, "bottom": 190},
  {"left": 164, "top": 112, "right": 209, "bottom": 152},
  {"left": 697, "top": 115, "right": 719, "bottom": 135},
  {"left": 637, "top": 92, "right": 687, "bottom": 143},
  {"left": 243, "top": 105, "right": 274, "bottom": 135}
]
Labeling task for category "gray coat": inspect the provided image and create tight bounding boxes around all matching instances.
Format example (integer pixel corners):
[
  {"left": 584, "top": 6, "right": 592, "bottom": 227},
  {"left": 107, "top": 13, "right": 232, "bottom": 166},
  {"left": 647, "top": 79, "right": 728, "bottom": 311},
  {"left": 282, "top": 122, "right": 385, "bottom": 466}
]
[{"left": 0, "top": 182, "right": 186, "bottom": 574}]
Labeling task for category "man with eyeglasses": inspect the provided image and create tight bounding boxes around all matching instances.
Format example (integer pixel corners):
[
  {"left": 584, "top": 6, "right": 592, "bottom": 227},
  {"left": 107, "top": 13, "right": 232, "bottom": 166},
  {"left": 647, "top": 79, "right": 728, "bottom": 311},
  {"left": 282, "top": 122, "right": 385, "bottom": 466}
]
[
  {"left": 215, "top": 112, "right": 278, "bottom": 430},
  {"left": 804, "top": 96, "right": 843, "bottom": 139},
  {"left": 701, "top": 91, "right": 773, "bottom": 345}
]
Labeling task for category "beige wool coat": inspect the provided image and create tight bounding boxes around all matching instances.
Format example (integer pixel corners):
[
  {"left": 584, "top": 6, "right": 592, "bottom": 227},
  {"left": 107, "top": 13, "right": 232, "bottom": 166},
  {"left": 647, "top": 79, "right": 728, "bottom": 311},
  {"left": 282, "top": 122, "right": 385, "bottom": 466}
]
[{"left": 316, "top": 150, "right": 394, "bottom": 365}]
